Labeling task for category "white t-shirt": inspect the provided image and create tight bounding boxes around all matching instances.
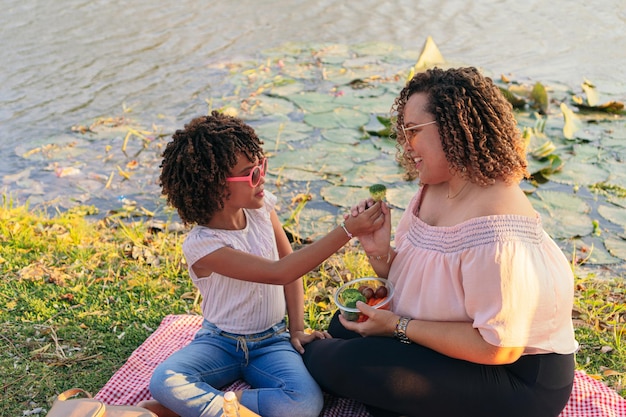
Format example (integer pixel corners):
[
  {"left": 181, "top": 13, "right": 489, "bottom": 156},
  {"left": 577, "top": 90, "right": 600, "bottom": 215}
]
[{"left": 182, "top": 192, "right": 286, "bottom": 334}]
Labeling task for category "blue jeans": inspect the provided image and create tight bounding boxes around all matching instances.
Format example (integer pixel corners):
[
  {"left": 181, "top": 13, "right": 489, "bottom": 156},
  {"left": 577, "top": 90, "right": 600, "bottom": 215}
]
[{"left": 149, "top": 319, "right": 323, "bottom": 417}]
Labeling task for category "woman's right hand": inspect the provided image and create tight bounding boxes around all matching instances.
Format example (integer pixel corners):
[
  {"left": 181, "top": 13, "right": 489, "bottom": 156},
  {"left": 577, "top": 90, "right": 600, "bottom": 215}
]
[{"left": 346, "top": 199, "right": 392, "bottom": 254}]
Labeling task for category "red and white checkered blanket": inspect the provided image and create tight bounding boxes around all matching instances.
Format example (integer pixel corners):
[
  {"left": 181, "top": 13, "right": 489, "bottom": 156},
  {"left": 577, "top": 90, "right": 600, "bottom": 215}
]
[{"left": 95, "top": 314, "right": 626, "bottom": 417}]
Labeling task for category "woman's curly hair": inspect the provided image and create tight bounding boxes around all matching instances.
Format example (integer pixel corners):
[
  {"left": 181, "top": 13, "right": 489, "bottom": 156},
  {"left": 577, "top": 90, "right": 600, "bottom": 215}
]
[
  {"left": 391, "top": 67, "right": 529, "bottom": 185},
  {"left": 159, "top": 111, "right": 264, "bottom": 225}
]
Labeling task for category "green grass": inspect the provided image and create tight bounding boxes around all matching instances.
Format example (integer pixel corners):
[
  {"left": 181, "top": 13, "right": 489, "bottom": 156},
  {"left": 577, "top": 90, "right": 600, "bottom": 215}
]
[{"left": 0, "top": 198, "right": 624, "bottom": 416}]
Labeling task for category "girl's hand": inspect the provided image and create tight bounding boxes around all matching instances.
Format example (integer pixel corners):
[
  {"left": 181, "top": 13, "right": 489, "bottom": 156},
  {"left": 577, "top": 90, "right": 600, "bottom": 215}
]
[
  {"left": 290, "top": 329, "right": 331, "bottom": 354},
  {"left": 345, "top": 201, "right": 392, "bottom": 255},
  {"left": 338, "top": 301, "right": 398, "bottom": 338},
  {"left": 343, "top": 200, "right": 385, "bottom": 237},
  {"left": 349, "top": 198, "right": 376, "bottom": 217}
]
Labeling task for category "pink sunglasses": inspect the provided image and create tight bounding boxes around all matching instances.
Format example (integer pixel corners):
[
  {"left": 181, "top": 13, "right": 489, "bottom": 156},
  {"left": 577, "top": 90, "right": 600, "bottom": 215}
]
[{"left": 226, "top": 158, "right": 268, "bottom": 187}]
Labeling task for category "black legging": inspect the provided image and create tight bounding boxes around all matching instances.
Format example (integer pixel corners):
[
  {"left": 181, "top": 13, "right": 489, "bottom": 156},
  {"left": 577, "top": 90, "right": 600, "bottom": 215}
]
[{"left": 302, "top": 313, "right": 574, "bottom": 417}]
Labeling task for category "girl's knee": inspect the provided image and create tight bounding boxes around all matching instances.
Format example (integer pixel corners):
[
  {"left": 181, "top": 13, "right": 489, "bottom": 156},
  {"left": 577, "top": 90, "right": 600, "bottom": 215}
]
[{"left": 149, "top": 364, "right": 180, "bottom": 400}]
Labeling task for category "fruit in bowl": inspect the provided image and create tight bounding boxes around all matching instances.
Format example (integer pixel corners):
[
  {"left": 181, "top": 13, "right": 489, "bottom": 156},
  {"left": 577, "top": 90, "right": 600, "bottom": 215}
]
[{"left": 334, "top": 277, "right": 394, "bottom": 322}]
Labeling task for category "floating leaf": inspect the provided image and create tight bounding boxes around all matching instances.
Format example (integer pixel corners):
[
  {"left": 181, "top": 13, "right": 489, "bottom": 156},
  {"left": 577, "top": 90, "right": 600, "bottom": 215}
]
[
  {"left": 255, "top": 119, "right": 315, "bottom": 147},
  {"left": 596, "top": 101, "right": 624, "bottom": 113},
  {"left": 304, "top": 108, "right": 370, "bottom": 129},
  {"left": 562, "top": 236, "right": 623, "bottom": 265},
  {"left": 572, "top": 79, "right": 625, "bottom": 114},
  {"left": 560, "top": 103, "right": 583, "bottom": 139},
  {"left": 386, "top": 183, "right": 416, "bottom": 210},
  {"left": 289, "top": 92, "right": 337, "bottom": 113},
  {"left": 500, "top": 87, "right": 526, "bottom": 109},
  {"left": 413, "top": 36, "right": 445, "bottom": 72},
  {"left": 530, "top": 82, "right": 548, "bottom": 114},
  {"left": 322, "top": 128, "right": 364, "bottom": 145},
  {"left": 530, "top": 140, "right": 557, "bottom": 159},
  {"left": 280, "top": 206, "right": 338, "bottom": 240},
  {"left": 252, "top": 95, "right": 296, "bottom": 116},
  {"left": 582, "top": 79, "right": 600, "bottom": 107},
  {"left": 352, "top": 93, "right": 399, "bottom": 114},
  {"left": 598, "top": 204, "right": 626, "bottom": 229},
  {"left": 604, "top": 237, "right": 626, "bottom": 262},
  {"left": 270, "top": 144, "right": 360, "bottom": 180},
  {"left": 551, "top": 160, "right": 610, "bottom": 186},
  {"left": 339, "top": 158, "right": 404, "bottom": 187},
  {"left": 352, "top": 42, "right": 402, "bottom": 57},
  {"left": 528, "top": 154, "right": 564, "bottom": 179},
  {"left": 320, "top": 185, "right": 370, "bottom": 208},
  {"left": 529, "top": 190, "right": 593, "bottom": 238}
]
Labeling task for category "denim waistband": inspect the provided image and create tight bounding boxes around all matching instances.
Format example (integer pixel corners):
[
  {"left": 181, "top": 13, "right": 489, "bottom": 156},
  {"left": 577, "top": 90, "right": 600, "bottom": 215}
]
[{"left": 211, "top": 320, "right": 287, "bottom": 342}]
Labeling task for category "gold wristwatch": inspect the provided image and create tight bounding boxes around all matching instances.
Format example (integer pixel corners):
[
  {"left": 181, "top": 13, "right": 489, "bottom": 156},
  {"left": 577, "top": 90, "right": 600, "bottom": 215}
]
[{"left": 394, "top": 316, "right": 412, "bottom": 344}]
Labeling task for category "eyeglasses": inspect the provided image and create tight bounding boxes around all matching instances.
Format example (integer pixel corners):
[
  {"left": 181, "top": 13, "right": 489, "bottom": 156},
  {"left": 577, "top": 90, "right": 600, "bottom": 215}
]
[
  {"left": 226, "top": 158, "right": 268, "bottom": 187},
  {"left": 400, "top": 120, "right": 437, "bottom": 141}
]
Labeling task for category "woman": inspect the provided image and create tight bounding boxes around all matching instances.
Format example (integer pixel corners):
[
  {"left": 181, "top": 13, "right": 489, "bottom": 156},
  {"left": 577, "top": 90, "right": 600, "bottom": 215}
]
[{"left": 302, "top": 67, "right": 578, "bottom": 417}]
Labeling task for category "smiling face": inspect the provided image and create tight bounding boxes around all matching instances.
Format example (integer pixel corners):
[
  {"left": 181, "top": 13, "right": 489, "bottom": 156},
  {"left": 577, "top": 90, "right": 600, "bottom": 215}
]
[
  {"left": 402, "top": 92, "right": 452, "bottom": 185},
  {"left": 224, "top": 153, "right": 266, "bottom": 211}
]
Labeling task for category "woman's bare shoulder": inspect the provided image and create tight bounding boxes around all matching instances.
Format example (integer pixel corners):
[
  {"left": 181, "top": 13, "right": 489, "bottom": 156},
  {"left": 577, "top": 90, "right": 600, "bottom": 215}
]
[{"left": 473, "top": 182, "right": 535, "bottom": 217}]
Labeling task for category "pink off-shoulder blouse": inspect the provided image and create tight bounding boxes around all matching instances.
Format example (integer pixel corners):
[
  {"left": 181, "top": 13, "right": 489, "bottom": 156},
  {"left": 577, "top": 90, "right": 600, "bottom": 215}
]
[{"left": 389, "top": 186, "right": 578, "bottom": 355}]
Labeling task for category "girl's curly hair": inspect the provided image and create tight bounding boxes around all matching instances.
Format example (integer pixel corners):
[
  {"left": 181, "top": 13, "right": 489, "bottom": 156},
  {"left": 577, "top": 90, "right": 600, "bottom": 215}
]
[
  {"left": 391, "top": 67, "right": 529, "bottom": 185},
  {"left": 159, "top": 111, "right": 264, "bottom": 225}
]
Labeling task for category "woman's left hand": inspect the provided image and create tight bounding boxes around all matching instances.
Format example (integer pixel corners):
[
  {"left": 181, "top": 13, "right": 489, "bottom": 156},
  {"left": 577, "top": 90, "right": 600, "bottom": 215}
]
[{"left": 338, "top": 301, "right": 398, "bottom": 337}]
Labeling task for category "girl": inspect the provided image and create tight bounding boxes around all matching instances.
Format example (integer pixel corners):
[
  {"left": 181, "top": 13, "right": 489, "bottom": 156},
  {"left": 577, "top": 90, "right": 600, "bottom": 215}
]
[{"left": 143, "top": 111, "right": 384, "bottom": 417}]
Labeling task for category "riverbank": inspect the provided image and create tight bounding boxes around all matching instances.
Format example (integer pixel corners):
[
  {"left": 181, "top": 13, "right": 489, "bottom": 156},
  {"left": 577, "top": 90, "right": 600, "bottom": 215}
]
[{"left": 0, "top": 198, "right": 624, "bottom": 416}]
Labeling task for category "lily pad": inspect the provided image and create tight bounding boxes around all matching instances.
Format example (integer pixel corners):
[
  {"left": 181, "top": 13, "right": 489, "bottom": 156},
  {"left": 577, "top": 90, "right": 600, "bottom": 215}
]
[
  {"left": 251, "top": 95, "right": 297, "bottom": 116},
  {"left": 321, "top": 128, "right": 364, "bottom": 145},
  {"left": 267, "top": 80, "right": 309, "bottom": 97},
  {"left": 351, "top": 42, "right": 403, "bottom": 57},
  {"left": 255, "top": 119, "right": 315, "bottom": 146},
  {"left": 605, "top": 161, "right": 626, "bottom": 188},
  {"left": 304, "top": 108, "right": 370, "bottom": 129},
  {"left": 281, "top": 207, "right": 338, "bottom": 240},
  {"left": 529, "top": 190, "right": 593, "bottom": 238},
  {"left": 269, "top": 147, "right": 355, "bottom": 180},
  {"left": 270, "top": 167, "right": 321, "bottom": 182},
  {"left": 289, "top": 92, "right": 338, "bottom": 113},
  {"left": 604, "top": 237, "right": 626, "bottom": 262},
  {"left": 562, "top": 237, "right": 624, "bottom": 265},
  {"left": 528, "top": 154, "right": 564, "bottom": 179},
  {"left": 550, "top": 159, "right": 610, "bottom": 186},
  {"left": 339, "top": 158, "right": 405, "bottom": 187},
  {"left": 334, "top": 89, "right": 398, "bottom": 114},
  {"left": 320, "top": 185, "right": 371, "bottom": 208},
  {"left": 386, "top": 183, "right": 417, "bottom": 210},
  {"left": 597, "top": 204, "right": 626, "bottom": 230}
]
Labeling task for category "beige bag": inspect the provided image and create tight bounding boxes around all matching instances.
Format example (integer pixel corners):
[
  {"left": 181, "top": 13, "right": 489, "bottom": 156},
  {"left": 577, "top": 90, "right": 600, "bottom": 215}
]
[{"left": 47, "top": 388, "right": 157, "bottom": 417}]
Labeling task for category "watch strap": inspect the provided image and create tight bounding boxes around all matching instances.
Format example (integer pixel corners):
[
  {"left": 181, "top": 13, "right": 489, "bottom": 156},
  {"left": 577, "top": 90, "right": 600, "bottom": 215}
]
[{"left": 394, "top": 316, "right": 412, "bottom": 344}]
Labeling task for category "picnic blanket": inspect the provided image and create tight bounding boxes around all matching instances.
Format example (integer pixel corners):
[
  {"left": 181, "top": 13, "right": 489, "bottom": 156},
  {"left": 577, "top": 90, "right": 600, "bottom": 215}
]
[{"left": 95, "top": 314, "right": 626, "bottom": 417}]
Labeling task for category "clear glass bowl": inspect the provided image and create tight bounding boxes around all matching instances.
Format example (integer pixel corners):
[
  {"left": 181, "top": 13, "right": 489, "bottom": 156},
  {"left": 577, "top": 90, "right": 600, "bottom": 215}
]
[{"left": 333, "top": 277, "right": 394, "bottom": 321}]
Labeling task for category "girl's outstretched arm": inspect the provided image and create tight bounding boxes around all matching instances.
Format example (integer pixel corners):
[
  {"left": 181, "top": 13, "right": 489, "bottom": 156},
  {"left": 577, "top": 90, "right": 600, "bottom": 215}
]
[
  {"left": 274, "top": 216, "right": 329, "bottom": 352},
  {"left": 191, "top": 202, "right": 384, "bottom": 285}
]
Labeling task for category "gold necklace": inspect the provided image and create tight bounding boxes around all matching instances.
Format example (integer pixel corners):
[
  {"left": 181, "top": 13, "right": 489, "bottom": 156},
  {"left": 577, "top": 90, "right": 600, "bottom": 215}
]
[{"left": 447, "top": 181, "right": 470, "bottom": 199}]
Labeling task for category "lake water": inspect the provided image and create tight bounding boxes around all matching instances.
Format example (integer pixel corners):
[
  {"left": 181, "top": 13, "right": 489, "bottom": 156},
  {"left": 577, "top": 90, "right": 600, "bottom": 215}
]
[
  {"left": 2, "top": 0, "right": 624, "bottom": 151},
  {"left": 1, "top": 0, "right": 626, "bottom": 273}
]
